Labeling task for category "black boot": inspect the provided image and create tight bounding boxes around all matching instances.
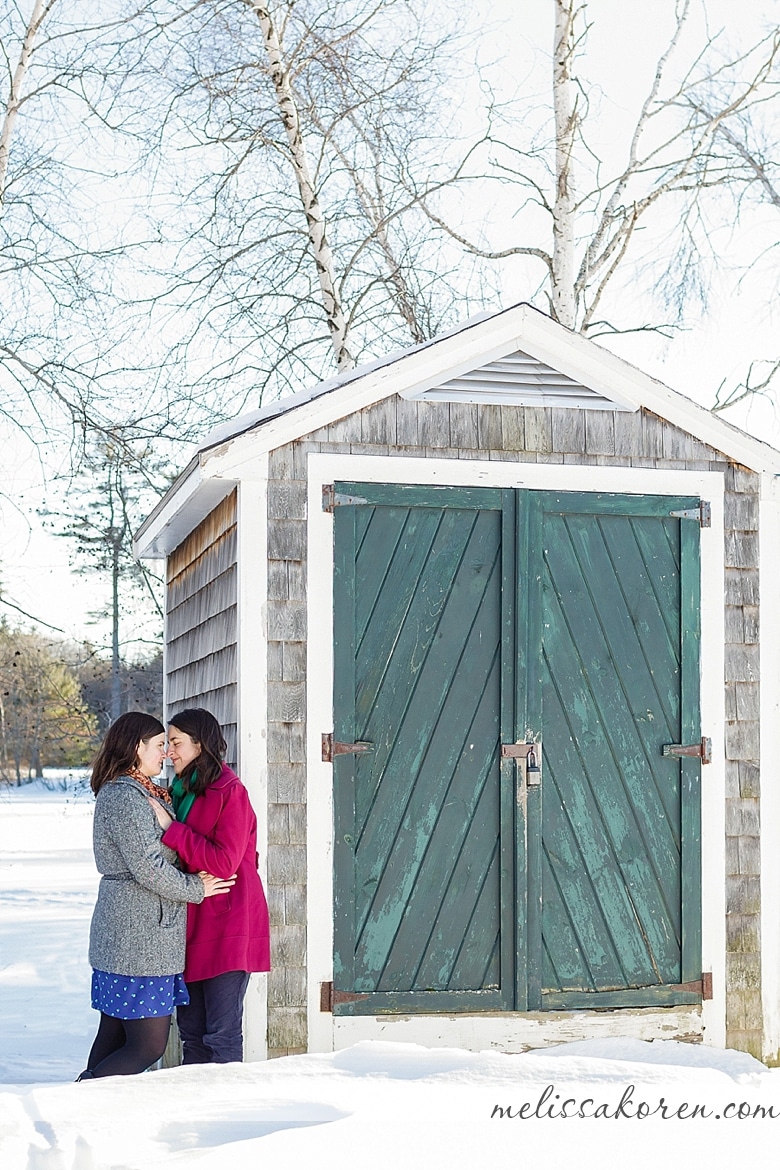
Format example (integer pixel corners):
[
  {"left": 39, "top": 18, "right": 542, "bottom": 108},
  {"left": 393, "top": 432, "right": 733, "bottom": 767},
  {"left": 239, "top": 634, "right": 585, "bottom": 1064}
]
[{"left": 75, "top": 1070, "right": 96, "bottom": 1081}]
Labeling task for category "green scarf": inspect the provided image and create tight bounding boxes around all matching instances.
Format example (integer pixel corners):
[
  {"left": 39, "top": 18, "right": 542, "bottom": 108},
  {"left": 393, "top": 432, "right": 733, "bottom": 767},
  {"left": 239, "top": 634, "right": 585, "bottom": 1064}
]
[{"left": 170, "top": 774, "right": 198, "bottom": 823}]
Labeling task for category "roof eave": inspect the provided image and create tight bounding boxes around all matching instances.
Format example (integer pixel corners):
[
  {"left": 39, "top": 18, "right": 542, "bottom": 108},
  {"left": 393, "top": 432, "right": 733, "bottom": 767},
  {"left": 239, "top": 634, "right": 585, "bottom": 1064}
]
[{"left": 134, "top": 458, "right": 237, "bottom": 559}]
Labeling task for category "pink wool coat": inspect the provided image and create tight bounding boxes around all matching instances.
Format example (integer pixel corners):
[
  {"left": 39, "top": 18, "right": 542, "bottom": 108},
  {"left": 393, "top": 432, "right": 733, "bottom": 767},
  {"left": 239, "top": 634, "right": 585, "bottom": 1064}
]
[{"left": 162, "top": 764, "right": 271, "bottom": 982}]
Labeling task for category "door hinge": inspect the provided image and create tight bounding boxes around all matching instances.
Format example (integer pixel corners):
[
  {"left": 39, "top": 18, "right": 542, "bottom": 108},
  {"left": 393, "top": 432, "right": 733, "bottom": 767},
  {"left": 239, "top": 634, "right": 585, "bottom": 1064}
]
[
  {"left": 662, "top": 737, "right": 712, "bottom": 764},
  {"left": 321, "top": 732, "right": 373, "bottom": 763},
  {"left": 670, "top": 501, "right": 711, "bottom": 528},
  {"left": 322, "top": 484, "right": 369, "bottom": 513},
  {"left": 320, "top": 981, "right": 371, "bottom": 1011},
  {"left": 672, "top": 973, "right": 712, "bottom": 1000}
]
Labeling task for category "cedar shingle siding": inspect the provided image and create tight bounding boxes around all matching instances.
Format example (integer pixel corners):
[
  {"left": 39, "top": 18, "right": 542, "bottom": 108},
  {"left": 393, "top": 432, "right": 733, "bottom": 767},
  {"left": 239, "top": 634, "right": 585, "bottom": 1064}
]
[
  {"left": 266, "top": 400, "right": 760, "bottom": 1057},
  {"left": 167, "top": 490, "right": 238, "bottom": 767}
]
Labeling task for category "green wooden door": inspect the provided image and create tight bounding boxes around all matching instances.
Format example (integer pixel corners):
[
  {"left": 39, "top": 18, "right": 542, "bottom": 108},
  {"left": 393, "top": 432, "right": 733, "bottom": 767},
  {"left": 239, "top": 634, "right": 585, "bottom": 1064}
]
[{"left": 332, "top": 483, "right": 702, "bottom": 1015}]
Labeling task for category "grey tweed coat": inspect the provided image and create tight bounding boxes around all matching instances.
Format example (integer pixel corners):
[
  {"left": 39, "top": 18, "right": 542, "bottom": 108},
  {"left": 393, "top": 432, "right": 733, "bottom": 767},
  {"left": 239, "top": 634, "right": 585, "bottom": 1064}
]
[{"left": 88, "top": 775, "right": 205, "bottom": 977}]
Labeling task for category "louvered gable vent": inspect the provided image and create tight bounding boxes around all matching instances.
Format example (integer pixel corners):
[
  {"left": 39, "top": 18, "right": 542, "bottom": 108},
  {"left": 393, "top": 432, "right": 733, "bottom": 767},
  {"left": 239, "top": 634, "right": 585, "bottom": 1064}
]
[{"left": 403, "top": 350, "right": 635, "bottom": 411}]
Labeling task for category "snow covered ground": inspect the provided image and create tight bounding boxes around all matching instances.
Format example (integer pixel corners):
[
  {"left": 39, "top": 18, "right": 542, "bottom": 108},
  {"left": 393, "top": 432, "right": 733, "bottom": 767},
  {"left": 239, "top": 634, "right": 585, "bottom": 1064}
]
[{"left": 2, "top": 781, "right": 780, "bottom": 1170}]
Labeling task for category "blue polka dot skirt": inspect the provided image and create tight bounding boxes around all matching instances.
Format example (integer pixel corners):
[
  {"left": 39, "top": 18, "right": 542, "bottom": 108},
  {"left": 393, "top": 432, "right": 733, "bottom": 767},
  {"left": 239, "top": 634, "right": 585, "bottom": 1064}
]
[{"left": 91, "top": 969, "right": 190, "bottom": 1019}]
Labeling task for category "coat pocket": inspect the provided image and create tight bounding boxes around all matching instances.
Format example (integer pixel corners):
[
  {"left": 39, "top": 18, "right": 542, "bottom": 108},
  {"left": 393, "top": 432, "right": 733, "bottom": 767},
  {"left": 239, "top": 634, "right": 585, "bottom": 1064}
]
[
  {"left": 158, "top": 897, "right": 185, "bottom": 928},
  {"left": 210, "top": 890, "right": 233, "bottom": 916}
]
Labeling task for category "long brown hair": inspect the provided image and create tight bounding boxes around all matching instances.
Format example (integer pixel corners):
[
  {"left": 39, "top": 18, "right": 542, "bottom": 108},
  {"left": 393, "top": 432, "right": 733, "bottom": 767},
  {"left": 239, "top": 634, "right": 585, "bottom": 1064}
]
[
  {"left": 91, "top": 712, "right": 165, "bottom": 795},
  {"left": 168, "top": 708, "right": 226, "bottom": 796}
]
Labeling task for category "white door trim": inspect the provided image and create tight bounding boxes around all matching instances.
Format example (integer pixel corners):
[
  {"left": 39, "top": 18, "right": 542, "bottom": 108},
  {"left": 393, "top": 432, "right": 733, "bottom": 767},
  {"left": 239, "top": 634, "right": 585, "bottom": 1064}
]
[{"left": 306, "top": 452, "right": 725, "bottom": 1052}]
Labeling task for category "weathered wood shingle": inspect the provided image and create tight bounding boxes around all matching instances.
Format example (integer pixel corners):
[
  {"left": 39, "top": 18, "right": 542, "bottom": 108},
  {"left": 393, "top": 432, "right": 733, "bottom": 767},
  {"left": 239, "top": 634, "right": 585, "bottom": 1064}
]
[
  {"left": 166, "top": 491, "right": 238, "bottom": 765},
  {"left": 263, "top": 399, "right": 761, "bottom": 1057}
]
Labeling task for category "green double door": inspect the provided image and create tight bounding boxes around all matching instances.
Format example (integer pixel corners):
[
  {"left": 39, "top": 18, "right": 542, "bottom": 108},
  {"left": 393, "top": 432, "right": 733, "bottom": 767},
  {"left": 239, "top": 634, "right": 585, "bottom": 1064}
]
[{"left": 331, "top": 482, "right": 702, "bottom": 1014}]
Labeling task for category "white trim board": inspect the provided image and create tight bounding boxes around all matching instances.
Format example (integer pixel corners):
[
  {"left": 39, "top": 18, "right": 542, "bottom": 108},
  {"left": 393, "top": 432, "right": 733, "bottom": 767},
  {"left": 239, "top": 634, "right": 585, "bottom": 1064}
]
[
  {"left": 760, "top": 478, "right": 780, "bottom": 1062},
  {"left": 306, "top": 452, "right": 726, "bottom": 1054},
  {"left": 237, "top": 469, "right": 270, "bottom": 1062},
  {"left": 202, "top": 305, "right": 780, "bottom": 475}
]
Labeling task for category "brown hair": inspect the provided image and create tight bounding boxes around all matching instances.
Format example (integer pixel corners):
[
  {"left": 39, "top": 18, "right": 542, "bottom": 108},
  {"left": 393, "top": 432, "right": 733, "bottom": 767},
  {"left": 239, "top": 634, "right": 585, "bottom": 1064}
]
[
  {"left": 168, "top": 708, "right": 226, "bottom": 796},
  {"left": 90, "top": 711, "right": 165, "bottom": 795}
]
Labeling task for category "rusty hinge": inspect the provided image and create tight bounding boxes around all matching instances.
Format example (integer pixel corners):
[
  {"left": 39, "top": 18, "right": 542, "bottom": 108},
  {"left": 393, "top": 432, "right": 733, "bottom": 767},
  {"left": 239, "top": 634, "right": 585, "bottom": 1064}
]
[
  {"left": 670, "top": 501, "right": 711, "bottom": 528},
  {"left": 322, "top": 485, "right": 369, "bottom": 513},
  {"left": 672, "top": 973, "right": 713, "bottom": 1000},
  {"left": 662, "top": 737, "right": 712, "bottom": 764},
  {"left": 321, "top": 732, "right": 373, "bottom": 763},
  {"left": 320, "top": 981, "right": 371, "bottom": 1012}
]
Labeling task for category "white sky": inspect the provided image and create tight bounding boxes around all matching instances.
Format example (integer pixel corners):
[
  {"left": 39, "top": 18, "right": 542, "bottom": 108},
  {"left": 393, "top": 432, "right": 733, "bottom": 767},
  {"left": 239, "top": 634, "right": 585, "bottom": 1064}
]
[{"left": 2, "top": 0, "right": 780, "bottom": 644}]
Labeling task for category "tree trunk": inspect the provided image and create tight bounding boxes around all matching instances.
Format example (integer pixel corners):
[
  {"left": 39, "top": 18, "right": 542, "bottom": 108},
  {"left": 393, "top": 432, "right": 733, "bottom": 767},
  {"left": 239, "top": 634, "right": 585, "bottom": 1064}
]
[
  {"left": 0, "top": 0, "right": 55, "bottom": 207},
  {"left": 245, "top": 1, "right": 354, "bottom": 371},
  {"left": 551, "top": 0, "right": 578, "bottom": 329},
  {"left": 111, "top": 531, "right": 122, "bottom": 723}
]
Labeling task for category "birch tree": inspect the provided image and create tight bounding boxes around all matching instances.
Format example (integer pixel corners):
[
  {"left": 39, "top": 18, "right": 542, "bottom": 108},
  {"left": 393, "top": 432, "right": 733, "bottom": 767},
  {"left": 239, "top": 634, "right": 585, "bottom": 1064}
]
[
  {"left": 424, "top": 0, "right": 780, "bottom": 337},
  {"left": 106, "top": 0, "right": 479, "bottom": 403},
  {"left": 0, "top": 0, "right": 91, "bottom": 440},
  {"left": 0, "top": 0, "right": 52, "bottom": 203},
  {"left": 246, "top": 1, "right": 353, "bottom": 371}
]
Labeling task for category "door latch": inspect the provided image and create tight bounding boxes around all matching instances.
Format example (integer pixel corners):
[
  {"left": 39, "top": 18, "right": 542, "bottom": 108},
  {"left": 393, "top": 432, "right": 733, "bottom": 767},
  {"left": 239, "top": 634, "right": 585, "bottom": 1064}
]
[{"left": 501, "top": 741, "right": 542, "bottom": 786}]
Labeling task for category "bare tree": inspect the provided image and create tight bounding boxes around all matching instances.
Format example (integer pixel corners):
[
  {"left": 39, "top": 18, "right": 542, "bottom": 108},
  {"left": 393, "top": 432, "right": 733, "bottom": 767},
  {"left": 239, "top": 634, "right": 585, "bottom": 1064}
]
[
  {"left": 0, "top": 1, "right": 185, "bottom": 458},
  {"left": 0, "top": 0, "right": 53, "bottom": 202},
  {"left": 245, "top": 1, "right": 353, "bottom": 371},
  {"left": 0, "top": 0, "right": 94, "bottom": 441},
  {"left": 97, "top": 0, "right": 483, "bottom": 406},
  {"left": 421, "top": 0, "right": 780, "bottom": 338}
]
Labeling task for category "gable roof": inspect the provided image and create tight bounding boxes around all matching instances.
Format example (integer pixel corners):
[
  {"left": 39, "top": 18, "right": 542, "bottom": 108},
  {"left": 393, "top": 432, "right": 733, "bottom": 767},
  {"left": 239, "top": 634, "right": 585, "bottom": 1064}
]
[{"left": 136, "top": 302, "right": 780, "bottom": 557}]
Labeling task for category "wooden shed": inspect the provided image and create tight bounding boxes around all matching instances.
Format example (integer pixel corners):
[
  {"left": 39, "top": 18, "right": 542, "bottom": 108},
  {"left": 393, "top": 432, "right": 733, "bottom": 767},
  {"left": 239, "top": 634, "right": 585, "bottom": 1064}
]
[{"left": 136, "top": 302, "right": 780, "bottom": 1062}]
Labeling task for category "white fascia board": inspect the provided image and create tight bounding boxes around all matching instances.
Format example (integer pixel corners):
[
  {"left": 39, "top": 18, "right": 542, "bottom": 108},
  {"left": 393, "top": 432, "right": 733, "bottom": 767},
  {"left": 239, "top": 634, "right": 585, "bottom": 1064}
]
[
  {"left": 516, "top": 308, "right": 780, "bottom": 473},
  {"left": 133, "top": 460, "right": 237, "bottom": 559}
]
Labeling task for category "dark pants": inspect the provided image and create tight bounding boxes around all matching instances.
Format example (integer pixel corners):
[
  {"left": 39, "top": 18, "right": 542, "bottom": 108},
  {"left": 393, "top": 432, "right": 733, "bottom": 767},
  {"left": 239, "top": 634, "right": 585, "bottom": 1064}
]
[{"left": 177, "top": 970, "right": 250, "bottom": 1064}]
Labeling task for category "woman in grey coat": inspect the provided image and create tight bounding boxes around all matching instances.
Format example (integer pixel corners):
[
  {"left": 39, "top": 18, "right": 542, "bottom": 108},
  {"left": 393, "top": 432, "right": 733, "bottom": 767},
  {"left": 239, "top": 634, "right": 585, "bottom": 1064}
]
[{"left": 79, "top": 712, "right": 233, "bottom": 1079}]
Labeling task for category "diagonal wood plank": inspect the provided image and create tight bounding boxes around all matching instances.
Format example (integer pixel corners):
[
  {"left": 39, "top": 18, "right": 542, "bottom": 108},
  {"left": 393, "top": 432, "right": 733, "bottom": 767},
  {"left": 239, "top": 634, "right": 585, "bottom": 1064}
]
[{"left": 540, "top": 503, "right": 686, "bottom": 991}]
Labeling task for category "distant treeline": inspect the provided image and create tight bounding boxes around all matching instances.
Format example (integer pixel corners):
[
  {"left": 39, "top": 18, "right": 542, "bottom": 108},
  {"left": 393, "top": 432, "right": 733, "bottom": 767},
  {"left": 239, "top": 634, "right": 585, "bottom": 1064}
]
[{"left": 0, "top": 624, "right": 162, "bottom": 783}]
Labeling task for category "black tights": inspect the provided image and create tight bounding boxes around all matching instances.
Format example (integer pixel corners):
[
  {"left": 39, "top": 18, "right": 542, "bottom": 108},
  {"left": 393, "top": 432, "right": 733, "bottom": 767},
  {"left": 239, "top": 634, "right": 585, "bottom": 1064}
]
[{"left": 86, "top": 1012, "right": 171, "bottom": 1078}]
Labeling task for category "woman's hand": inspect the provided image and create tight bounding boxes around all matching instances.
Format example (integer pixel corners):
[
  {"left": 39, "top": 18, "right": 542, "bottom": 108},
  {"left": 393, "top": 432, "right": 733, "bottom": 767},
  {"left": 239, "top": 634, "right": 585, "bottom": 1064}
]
[
  {"left": 146, "top": 795, "right": 174, "bottom": 831},
  {"left": 199, "top": 871, "right": 237, "bottom": 898}
]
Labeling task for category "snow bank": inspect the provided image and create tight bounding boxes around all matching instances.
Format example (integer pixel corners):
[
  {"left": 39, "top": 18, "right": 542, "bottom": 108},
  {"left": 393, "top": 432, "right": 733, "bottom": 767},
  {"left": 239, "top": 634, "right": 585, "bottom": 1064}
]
[
  {"left": 3, "top": 1041, "right": 780, "bottom": 1170},
  {"left": 2, "top": 784, "right": 780, "bottom": 1170}
]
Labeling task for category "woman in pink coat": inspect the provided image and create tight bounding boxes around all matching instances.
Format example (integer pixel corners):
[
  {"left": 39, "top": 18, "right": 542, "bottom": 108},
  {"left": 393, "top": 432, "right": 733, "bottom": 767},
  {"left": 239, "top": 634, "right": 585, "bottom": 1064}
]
[{"left": 148, "top": 708, "right": 270, "bottom": 1063}]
